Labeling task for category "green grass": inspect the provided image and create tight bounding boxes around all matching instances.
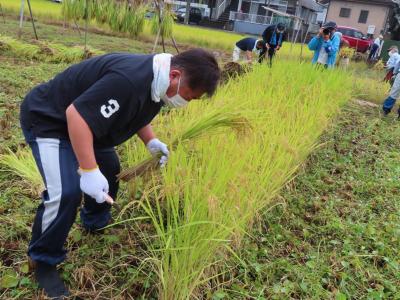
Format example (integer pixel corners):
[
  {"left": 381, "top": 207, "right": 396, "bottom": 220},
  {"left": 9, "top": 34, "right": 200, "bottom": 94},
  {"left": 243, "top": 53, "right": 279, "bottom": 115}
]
[
  {"left": 1, "top": 1, "right": 304, "bottom": 55},
  {"left": 1, "top": 0, "right": 62, "bottom": 20},
  {"left": 1, "top": 0, "right": 244, "bottom": 52},
  {"left": 222, "top": 103, "right": 400, "bottom": 299},
  {"left": 0, "top": 17, "right": 157, "bottom": 54}
]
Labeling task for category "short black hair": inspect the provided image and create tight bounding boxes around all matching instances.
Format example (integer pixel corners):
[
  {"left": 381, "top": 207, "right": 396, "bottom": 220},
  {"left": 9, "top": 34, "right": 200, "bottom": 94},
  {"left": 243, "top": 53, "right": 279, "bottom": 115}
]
[
  {"left": 322, "top": 21, "right": 337, "bottom": 30},
  {"left": 171, "top": 48, "right": 221, "bottom": 97},
  {"left": 277, "top": 23, "right": 285, "bottom": 31},
  {"left": 256, "top": 40, "right": 265, "bottom": 48}
]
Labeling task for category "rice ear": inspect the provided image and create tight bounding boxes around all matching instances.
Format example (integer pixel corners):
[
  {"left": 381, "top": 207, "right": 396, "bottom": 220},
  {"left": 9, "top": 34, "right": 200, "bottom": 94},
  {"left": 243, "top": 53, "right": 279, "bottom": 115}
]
[
  {"left": 117, "top": 155, "right": 160, "bottom": 182},
  {"left": 117, "top": 113, "right": 251, "bottom": 182}
]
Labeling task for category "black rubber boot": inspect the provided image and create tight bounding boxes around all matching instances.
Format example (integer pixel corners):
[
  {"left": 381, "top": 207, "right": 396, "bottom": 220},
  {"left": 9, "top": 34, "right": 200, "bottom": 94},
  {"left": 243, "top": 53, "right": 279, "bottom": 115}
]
[{"left": 34, "top": 261, "right": 70, "bottom": 299}]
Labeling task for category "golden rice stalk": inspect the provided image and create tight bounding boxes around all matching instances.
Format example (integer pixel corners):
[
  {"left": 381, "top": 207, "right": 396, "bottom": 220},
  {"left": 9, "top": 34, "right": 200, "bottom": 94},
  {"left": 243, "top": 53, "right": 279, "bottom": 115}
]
[
  {"left": 0, "top": 149, "right": 42, "bottom": 196},
  {"left": 117, "top": 112, "right": 251, "bottom": 182}
]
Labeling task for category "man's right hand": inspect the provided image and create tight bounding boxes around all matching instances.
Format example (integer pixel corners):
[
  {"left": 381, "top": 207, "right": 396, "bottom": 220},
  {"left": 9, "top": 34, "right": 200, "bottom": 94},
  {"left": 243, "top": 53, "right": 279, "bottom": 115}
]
[{"left": 79, "top": 167, "right": 112, "bottom": 204}]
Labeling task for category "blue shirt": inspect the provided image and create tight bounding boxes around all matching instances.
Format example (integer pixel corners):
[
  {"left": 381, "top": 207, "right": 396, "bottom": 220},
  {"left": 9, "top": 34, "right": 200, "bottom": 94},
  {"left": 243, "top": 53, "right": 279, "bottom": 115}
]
[
  {"left": 308, "top": 33, "right": 341, "bottom": 68},
  {"left": 20, "top": 53, "right": 163, "bottom": 147}
]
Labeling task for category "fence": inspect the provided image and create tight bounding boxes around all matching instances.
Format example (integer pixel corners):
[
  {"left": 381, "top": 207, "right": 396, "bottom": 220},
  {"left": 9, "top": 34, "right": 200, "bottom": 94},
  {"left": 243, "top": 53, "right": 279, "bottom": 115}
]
[
  {"left": 229, "top": 11, "right": 273, "bottom": 25},
  {"left": 212, "top": 0, "right": 231, "bottom": 20}
]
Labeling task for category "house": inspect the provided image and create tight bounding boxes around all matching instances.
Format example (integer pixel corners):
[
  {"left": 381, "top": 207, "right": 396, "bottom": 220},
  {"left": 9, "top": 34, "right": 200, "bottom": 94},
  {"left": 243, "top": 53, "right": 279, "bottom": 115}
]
[
  {"left": 204, "top": 0, "right": 324, "bottom": 36},
  {"left": 325, "top": 0, "right": 395, "bottom": 36}
]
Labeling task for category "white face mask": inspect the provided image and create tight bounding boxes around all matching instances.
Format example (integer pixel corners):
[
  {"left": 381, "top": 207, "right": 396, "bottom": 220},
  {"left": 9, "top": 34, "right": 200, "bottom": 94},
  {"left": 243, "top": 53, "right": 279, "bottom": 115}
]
[{"left": 162, "top": 77, "right": 188, "bottom": 108}]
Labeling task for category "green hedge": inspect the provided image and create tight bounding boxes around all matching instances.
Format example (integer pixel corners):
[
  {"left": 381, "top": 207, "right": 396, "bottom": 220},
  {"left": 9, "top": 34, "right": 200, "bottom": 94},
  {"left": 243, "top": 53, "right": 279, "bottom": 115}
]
[{"left": 381, "top": 40, "right": 400, "bottom": 62}]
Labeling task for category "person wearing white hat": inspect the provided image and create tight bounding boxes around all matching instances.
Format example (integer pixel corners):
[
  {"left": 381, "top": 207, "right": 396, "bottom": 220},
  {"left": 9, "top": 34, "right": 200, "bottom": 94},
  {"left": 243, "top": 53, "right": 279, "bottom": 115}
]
[{"left": 384, "top": 46, "right": 400, "bottom": 83}]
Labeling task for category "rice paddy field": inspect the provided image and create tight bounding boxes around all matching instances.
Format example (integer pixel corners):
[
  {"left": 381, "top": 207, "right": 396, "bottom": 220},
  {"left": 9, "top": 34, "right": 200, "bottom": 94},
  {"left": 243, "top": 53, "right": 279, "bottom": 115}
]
[{"left": 0, "top": 3, "right": 399, "bottom": 300}]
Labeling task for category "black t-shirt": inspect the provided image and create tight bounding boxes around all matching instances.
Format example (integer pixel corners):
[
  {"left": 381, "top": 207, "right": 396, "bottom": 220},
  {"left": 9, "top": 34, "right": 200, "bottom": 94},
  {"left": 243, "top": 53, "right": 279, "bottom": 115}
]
[
  {"left": 20, "top": 53, "right": 163, "bottom": 147},
  {"left": 236, "top": 37, "right": 257, "bottom": 51}
]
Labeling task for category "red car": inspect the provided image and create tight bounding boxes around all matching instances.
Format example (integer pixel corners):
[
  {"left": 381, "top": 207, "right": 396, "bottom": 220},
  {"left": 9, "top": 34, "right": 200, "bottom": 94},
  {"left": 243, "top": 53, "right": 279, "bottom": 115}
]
[{"left": 336, "top": 26, "right": 372, "bottom": 53}]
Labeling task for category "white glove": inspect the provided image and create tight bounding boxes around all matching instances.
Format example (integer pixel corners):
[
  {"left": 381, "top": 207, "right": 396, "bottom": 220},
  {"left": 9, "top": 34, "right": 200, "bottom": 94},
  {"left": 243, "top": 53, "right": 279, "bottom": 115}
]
[
  {"left": 79, "top": 167, "right": 111, "bottom": 204},
  {"left": 146, "top": 138, "right": 169, "bottom": 167}
]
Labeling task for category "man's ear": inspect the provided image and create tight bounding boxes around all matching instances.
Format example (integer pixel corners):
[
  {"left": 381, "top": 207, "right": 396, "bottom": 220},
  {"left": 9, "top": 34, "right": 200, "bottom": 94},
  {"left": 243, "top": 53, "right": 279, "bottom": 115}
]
[{"left": 169, "top": 69, "right": 182, "bottom": 80}]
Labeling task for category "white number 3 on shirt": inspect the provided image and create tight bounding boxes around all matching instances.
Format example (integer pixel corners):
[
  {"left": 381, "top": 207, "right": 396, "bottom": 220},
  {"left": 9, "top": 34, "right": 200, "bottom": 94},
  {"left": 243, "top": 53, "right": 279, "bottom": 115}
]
[{"left": 100, "top": 99, "right": 120, "bottom": 118}]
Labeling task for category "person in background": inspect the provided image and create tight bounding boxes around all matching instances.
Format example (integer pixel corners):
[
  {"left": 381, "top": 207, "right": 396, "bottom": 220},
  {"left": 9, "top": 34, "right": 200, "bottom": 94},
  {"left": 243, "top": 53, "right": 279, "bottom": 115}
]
[
  {"left": 368, "top": 34, "right": 384, "bottom": 61},
  {"left": 382, "top": 60, "right": 400, "bottom": 117},
  {"left": 308, "top": 21, "right": 340, "bottom": 69},
  {"left": 335, "top": 31, "right": 349, "bottom": 67},
  {"left": 260, "top": 23, "right": 286, "bottom": 66},
  {"left": 232, "top": 37, "right": 266, "bottom": 64},
  {"left": 384, "top": 46, "right": 400, "bottom": 83},
  {"left": 335, "top": 31, "right": 350, "bottom": 50}
]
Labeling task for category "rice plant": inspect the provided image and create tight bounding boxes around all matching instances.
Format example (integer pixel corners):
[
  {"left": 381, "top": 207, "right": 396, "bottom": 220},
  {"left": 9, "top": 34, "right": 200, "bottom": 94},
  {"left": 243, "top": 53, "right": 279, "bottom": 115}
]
[
  {"left": 151, "top": 4, "right": 175, "bottom": 39},
  {"left": 117, "top": 3, "right": 147, "bottom": 38},
  {"left": 0, "top": 35, "right": 41, "bottom": 60},
  {"left": 0, "top": 149, "right": 42, "bottom": 196},
  {"left": 121, "top": 61, "right": 353, "bottom": 299},
  {"left": 0, "top": 34, "right": 103, "bottom": 63},
  {"left": 62, "top": 0, "right": 147, "bottom": 38},
  {"left": 62, "top": 0, "right": 87, "bottom": 21},
  {"left": 118, "top": 111, "right": 249, "bottom": 181}
]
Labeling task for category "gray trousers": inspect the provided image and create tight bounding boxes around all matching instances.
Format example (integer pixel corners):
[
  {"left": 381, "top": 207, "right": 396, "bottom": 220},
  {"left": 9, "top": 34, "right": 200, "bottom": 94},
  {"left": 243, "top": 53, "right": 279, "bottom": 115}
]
[{"left": 390, "top": 73, "right": 400, "bottom": 99}]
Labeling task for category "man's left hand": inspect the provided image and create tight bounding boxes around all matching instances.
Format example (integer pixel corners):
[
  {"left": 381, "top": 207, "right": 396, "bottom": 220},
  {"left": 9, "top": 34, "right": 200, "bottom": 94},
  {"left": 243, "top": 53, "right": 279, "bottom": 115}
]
[{"left": 146, "top": 138, "right": 170, "bottom": 167}]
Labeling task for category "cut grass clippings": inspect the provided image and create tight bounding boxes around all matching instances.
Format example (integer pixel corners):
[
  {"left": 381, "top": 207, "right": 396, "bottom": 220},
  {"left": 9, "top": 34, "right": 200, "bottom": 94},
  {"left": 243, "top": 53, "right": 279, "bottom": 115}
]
[{"left": 0, "top": 35, "right": 104, "bottom": 63}]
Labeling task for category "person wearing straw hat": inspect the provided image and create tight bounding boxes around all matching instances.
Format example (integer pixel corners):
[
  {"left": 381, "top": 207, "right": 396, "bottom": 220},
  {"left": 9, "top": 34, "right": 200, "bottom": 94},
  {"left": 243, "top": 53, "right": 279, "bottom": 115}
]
[
  {"left": 19, "top": 49, "right": 221, "bottom": 298},
  {"left": 232, "top": 37, "right": 266, "bottom": 63}
]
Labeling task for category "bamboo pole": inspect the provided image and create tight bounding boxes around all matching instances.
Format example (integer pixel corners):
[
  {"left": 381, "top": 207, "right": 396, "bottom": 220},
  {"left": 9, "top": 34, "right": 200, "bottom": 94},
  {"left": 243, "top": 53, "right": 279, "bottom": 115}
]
[
  {"left": 27, "top": 0, "right": 38, "bottom": 40},
  {"left": 171, "top": 36, "right": 180, "bottom": 54},
  {"left": 0, "top": 3, "right": 6, "bottom": 24},
  {"left": 300, "top": 23, "right": 310, "bottom": 59},
  {"left": 74, "top": 19, "right": 82, "bottom": 36},
  {"left": 161, "top": 32, "right": 166, "bottom": 53},
  {"left": 84, "top": 0, "right": 89, "bottom": 55},
  {"left": 159, "top": 1, "right": 165, "bottom": 52},
  {"left": 18, "top": 0, "right": 25, "bottom": 38},
  {"left": 152, "top": 27, "right": 161, "bottom": 53}
]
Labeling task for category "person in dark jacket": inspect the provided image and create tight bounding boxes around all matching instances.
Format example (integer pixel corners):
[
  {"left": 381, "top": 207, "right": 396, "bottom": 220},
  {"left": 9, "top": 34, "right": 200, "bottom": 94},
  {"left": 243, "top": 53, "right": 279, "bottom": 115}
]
[
  {"left": 260, "top": 23, "right": 286, "bottom": 66},
  {"left": 20, "top": 49, "right": 221, "bottom": 299},
  {"left": 233, "top": 37, "right": 266, "bottom": 63}
]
